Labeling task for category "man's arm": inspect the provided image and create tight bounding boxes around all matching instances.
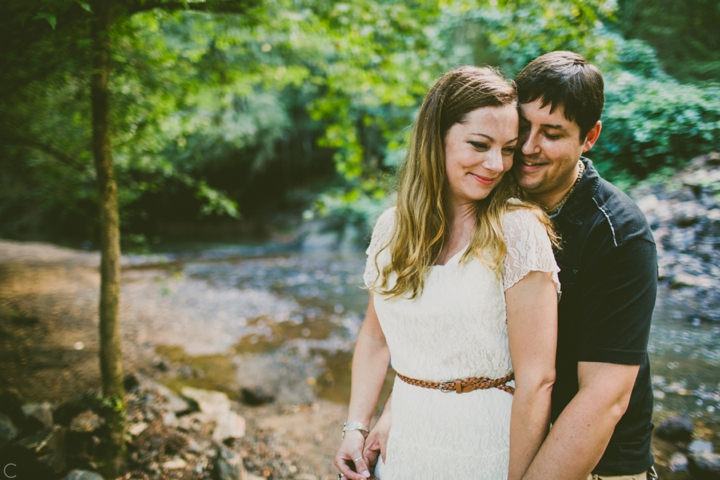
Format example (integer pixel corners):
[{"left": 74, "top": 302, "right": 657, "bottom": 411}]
[{"left": 521, "top": 361, "right": 639, "bottom": 480}]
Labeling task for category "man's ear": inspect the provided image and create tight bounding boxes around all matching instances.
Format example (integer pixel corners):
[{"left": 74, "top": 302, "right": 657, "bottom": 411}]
[{"left": 582, "top": 121, "right": 602, "bottom": 153}]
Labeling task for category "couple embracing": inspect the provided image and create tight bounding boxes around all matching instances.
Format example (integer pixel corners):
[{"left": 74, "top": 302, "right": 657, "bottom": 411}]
[{"left": 334, "top": 51, "right": 658, "bottom": 480}]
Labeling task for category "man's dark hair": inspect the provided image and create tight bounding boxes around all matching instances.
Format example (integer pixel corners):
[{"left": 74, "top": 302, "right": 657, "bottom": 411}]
[{"left": 515, "top": 51, "right": 604, "bottom": 140}]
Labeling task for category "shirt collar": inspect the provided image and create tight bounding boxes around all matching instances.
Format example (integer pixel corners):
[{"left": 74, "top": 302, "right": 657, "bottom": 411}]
[{"left": 547, "top": 157, "right": 600, "bottom": 225}]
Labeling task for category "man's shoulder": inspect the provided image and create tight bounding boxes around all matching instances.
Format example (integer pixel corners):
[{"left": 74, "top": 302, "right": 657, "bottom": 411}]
[{"left": 585, "top": 174, "right": 654, "bottom": 248}]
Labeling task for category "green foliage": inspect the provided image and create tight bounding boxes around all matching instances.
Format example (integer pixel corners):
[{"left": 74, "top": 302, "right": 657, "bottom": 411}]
[
  {"left": 593, "top": 71, "right": 720, "bottom": 181},
  {"left": 616, "top": 0, "right": 720, "bottom": 83},
  {"left": 1, "top": 0, "right": 719, "bottom": 241}
]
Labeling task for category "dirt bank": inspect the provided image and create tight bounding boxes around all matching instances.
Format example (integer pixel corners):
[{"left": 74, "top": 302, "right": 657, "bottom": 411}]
[{"left": 0, "top": 239, "right": 347, "bottom": 479}]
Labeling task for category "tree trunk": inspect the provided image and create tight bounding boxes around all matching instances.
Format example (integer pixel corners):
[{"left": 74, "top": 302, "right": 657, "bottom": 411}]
[{"left": 90, "top": 0, "right": 126, "bottom": 475}]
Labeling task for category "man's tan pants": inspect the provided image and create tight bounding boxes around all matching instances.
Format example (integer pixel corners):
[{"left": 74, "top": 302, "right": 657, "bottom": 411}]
[{"left": 586, "top": 472, "right": 648, "bottom": 480}]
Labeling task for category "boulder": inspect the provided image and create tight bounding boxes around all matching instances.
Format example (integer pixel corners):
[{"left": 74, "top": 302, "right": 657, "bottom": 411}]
[
  {"left": 689, "top": 451, "right": 720, "bottom": 480},
  {"left": 655, "top": 416, "right": 694, "bottom": 442}
]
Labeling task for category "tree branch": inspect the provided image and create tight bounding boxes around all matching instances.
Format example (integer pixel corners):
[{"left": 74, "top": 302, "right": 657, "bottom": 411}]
[{"left": 0, "top": 133, "right": 86, "bottom": 170}]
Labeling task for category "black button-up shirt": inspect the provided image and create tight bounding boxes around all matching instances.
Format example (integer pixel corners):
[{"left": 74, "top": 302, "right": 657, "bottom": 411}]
[{"left": 550, "top": 158, "right": 657, "bottom": 475}]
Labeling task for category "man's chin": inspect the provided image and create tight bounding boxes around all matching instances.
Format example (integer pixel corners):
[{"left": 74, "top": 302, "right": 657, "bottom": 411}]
[{"left": 512, "top": 168, "right": 539, "bottom": 190}]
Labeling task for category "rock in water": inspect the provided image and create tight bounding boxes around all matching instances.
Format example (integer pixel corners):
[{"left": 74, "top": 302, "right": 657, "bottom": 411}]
[
  {"left": 655, "top": 416, "right": 694, "bottom": 442},
  {"left": 689, "top": 439, "right": 715, "bottom": 455},
  {"left": 669, "top": 452, "right": 689, "bottom": 472},
  {"left": 212, "top": 411, "right": 246, "bottom": 443},
  {"left": 181, "top": 387, "right": 230, "bottom": 415},
  {"left": 0, "top": 413, "right": 18, "bottom": 448},
  {"left": 62, "top": 470, "right": 105, "bottom": 480},
  {"left": 240, "top": 386, "right": 275, "bottom": 406},
  {"left": 689, "top": 451, "right": 720, "bottom": 480},
  {"left": 214, "top": 444, "right": 248, "bottom": 480}
]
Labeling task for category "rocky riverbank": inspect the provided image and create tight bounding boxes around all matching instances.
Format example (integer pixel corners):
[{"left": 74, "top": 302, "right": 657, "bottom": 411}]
[
  {"left": 632, "top": 152, "right": 720, "bottom": 324},
  {"left": 0, "top": 240, "right": 351, "bottom": 480},
  {"left": 0, "top": 372, "right": 348, "bottom": 479}
]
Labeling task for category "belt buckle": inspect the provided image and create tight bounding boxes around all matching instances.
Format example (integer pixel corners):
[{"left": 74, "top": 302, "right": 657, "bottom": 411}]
[{"left": 439, "top": 381, "right": 456, "bottom": 393}]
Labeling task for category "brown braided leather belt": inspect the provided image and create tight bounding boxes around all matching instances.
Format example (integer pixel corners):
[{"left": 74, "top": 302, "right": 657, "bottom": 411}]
[{"left": 397, "top": 371, "right": 515, "bottom": 395}]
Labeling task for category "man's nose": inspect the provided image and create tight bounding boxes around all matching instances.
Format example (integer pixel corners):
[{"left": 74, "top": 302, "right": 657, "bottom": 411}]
[{"left": 521, "top": 130, "right": 540, "bottom": 155}]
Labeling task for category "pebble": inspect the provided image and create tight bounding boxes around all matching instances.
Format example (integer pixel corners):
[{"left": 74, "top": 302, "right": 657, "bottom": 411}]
[{"left": 162, "top": 458, "right": 187, "bottom": 469}]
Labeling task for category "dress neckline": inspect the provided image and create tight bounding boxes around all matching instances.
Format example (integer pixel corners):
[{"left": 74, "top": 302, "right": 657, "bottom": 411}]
[{"left": 433, "top": 242, "right": 470, "bottom": 267}]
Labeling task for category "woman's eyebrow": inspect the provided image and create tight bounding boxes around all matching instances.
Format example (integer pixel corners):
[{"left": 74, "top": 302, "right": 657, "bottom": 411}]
[{"left": 469, "top": 133, "right": 493, "bottom": 140}]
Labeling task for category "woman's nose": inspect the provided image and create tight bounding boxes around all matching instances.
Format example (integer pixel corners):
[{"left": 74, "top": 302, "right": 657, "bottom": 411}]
[{"left": 484, "top": 150, "right": 505, "bottom": 173}]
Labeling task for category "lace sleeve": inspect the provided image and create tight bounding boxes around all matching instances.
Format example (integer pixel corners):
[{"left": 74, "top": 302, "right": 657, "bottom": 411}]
[
  {"left": 363, "top": 207, "right": 396, "bottom": 288},
  {"left": 502, "top": 208, "right": 561, "bottom": 295}
]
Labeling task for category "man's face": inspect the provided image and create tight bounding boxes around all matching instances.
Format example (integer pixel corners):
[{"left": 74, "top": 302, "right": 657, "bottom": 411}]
[{"left": 514, "top": 99, "right": 598, "bottom": 207}]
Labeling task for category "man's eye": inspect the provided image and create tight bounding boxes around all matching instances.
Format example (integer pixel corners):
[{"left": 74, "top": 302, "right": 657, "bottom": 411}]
[{"left": 544, "top": 132, "right": 561, "bottom": 140}]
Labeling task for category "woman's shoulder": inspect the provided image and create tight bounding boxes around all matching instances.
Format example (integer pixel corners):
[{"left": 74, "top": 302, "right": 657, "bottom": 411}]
[
  {"left": 371, "top": 206, "right": 397, "bottom": 232},
  {"left": 367, "top": 206, "right": 397, "bottom": 251},
  {"left": 502, "top": 198, "right": 545, "bottom": 228}
]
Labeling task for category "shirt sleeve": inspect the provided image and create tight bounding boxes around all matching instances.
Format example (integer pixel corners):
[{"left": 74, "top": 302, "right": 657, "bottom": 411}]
[
  {"left": 363, "top": 207, "right": 396, "bottom": 288},
  {"left": 578, "top": 238, "right": 657, "bottom": 364},
  {"left": 502, "top": 208, "right": 561, "bottom": 295}
]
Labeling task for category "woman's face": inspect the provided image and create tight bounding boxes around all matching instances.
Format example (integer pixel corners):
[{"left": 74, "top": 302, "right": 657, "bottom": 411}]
[{"left": 444, "top": 104, "right": 518, "bottom": 206}]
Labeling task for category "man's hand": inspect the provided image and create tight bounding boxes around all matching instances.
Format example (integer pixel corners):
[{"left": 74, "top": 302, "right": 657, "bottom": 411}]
[
  {"left": 334, "top": 430, "right": 371, "bottom": 479},
  {"left": 364, "top": 408, "right": 391, "bottom": 474}
]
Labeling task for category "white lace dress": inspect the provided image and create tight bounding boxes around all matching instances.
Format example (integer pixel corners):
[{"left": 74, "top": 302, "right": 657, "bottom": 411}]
[{"left": 365, "top": 206, "right": 560, "bottom": 480}]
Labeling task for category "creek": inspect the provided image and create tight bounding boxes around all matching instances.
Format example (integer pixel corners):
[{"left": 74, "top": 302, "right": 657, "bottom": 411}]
[{"left": 148, "top": 229, "right": 720, "bottom": 452}]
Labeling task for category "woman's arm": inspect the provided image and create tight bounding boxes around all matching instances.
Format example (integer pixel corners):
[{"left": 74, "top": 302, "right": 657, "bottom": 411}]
[
  {"left": 334, "top": 294, "right": 391, "bottom": 480},
  {"left": 505, "top": 271, "right": 558, "bottom": 480}
]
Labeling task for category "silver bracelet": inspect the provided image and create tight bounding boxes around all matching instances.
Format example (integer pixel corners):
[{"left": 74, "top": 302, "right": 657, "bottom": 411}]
[{"left": 342, "top": 421, "right": 369, "bottom": 439}]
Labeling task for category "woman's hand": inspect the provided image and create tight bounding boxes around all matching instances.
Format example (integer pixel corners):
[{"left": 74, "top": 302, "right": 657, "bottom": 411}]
[
  {"left": 334, "top": 430, "right": 372, "bottom": 479},
  {"left": 364, "top": 394, "right": 392, "bottom": 471}
]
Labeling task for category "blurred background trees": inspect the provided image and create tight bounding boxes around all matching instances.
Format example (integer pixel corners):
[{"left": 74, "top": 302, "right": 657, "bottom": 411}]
[{"left": 1, "top": 0, "right": 719, "bottom": 249}]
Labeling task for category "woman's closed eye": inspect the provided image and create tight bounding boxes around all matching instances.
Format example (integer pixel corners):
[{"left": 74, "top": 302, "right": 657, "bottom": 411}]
[{"left": 468, "top": 141, "right": 489, "bottom": 151}]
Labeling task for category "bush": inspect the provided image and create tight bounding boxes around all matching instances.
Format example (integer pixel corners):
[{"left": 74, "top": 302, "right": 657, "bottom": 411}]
[{"left": 593, "top": 71, "right": 720, "bottom": 183}]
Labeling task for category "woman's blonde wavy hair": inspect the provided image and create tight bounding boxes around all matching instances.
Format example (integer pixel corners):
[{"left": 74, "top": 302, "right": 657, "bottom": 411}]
[{"left": 370, "top": 66, "right": 555, "bottom": 299}]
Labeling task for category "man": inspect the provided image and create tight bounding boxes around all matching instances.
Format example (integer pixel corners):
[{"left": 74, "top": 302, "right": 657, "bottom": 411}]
[{"left": 364, "top": 51, "right": 658, "bottom": 480}]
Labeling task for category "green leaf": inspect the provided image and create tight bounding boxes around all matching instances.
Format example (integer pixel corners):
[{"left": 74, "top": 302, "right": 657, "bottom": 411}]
[{"left": 33, "top": 12, "right": 57, "bottom": 29}]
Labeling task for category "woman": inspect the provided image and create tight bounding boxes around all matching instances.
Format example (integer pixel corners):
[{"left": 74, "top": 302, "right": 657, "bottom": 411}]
[{"left": 333, "top": 66, "right": 560, "bottom": 480}]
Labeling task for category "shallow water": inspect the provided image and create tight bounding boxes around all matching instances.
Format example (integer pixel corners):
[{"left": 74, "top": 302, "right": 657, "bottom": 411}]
[{"left": 151, "top": 238, "right": 720, "bottom": 464}]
